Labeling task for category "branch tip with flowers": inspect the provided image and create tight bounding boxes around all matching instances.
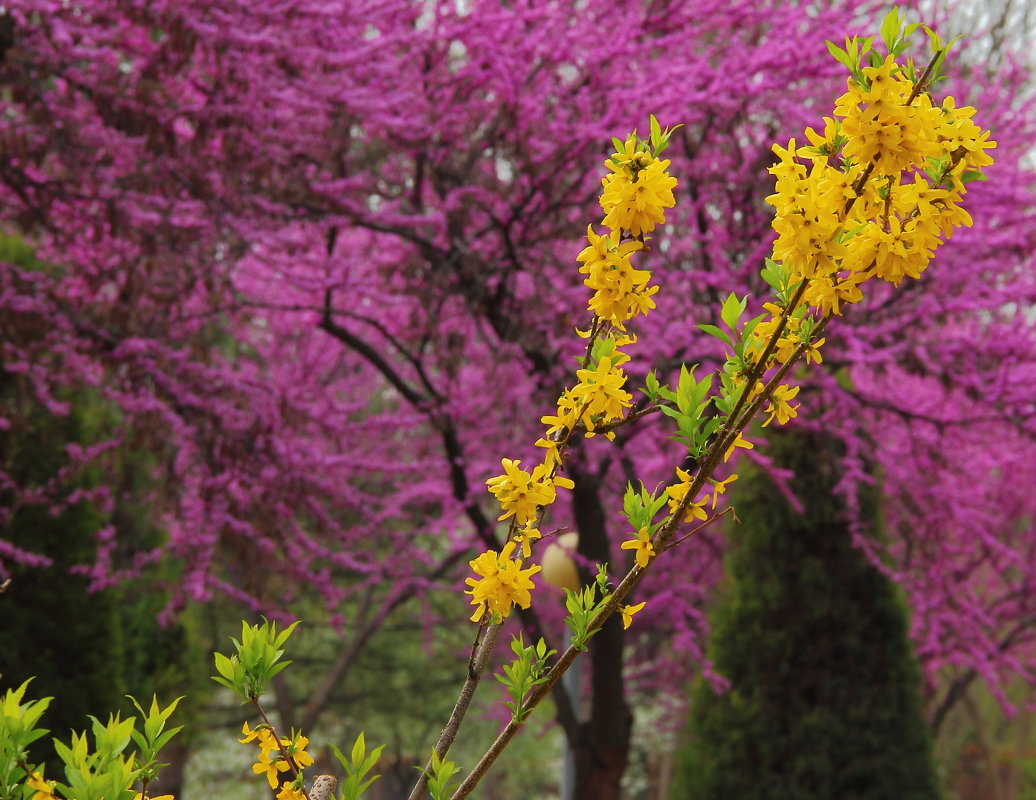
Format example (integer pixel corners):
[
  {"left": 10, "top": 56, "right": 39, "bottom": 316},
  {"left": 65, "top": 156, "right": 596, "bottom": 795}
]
[{"left": 442, "top": 10, "right": 995, "bottom": 800}]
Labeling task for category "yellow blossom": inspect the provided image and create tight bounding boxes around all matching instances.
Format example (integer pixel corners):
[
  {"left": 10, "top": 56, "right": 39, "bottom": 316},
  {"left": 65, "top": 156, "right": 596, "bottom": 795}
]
[
  {"left": 666, "top": 468, "right": 710, "bottom": 523},
  {"left": 599, "top": 140, "right": 678, "bottom": 236},
  {"left": 240, "top": 721, "right": 278, "bottom": 757},
  {"left": 486, "top": 458, "right": 573, "bottom": 525},
  {"left": 465, "top": 541, "right": 542, "bottom": 622},
  {"left": 723, "top": 433, "right": 754, "bottom": 462},
  {"left": 513, "top": 523, "right": 542, "bottom": 559},
  {"left": 804, "top": 274, "right": 863, "bottom": 316},
  {"left": 252, "top": 747, "right": 291, "bottom": 789},
  {"left": 804, "top": 337, "right": 826, "bottom": 365},
  {"left": 27, "top": 773, "right": 59, "bottom": 800},
  {"left": 541, "top": 391, "right": 584, "bottom": 438},
  {"left": 940, "top": 96, "right": 996, "bottom": 168},
  {"left": 569, "top": 356, "right": 633, "bottom": 432},
  {"left": 276, "top": 783, "right": 307, "bottom": 800},
  {"left": 621, "top": 601, "right": 647, "bottom": 629},
  {"left": 709, "top": 473, "right": 739, "bottom": 509},
  {"left": 534, "top": 435, "right": 564, "bottom": 471},
  {"left": 852, "top": 218, "right": 930, "bottom": 287},
  {"left": 282, "top": 731, "right": 314, "bottom": 770},
  {"left": 620, "top": 527, "right": 655, "bottom": 568},
  {"left": 762, "top": 384, "right": 801, "bottom": 427},
  {"left": 836, "top": 55, "right": 943, "bottom": 174}
]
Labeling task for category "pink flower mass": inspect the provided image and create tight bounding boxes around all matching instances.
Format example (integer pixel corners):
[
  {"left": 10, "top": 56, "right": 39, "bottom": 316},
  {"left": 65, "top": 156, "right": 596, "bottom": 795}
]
[{"left": 1, "top": 0, "right": 1035, "bottom": 737}]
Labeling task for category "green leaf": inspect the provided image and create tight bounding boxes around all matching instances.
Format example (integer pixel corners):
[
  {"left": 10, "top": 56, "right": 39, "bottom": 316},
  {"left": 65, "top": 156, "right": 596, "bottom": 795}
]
[
  {"left": 352, "top": 731, "right": 366, "bottom": 765},
  {"left": 880, "top": 7, "right": 901, "bottom": 53},
  {"left": 697, "top": 323, "right": 733, "bottom": 348},
  {"left": 266, "top": 660, "right": 292, "bottom": 681},
  {"left": 151, "top": 727, "right": 182, "bottom": 753},
  {"left": 213, "top": 652, "right": 235, "bottom": 681},
  {"left": 922, "top": 24, "right": 942, "bottom": 54},
  {"left": 760, "top": 263, "right": 781, "bottom": 292},
  {"left": 826, "top": 40, "right": 851, "bottom": 70},
  {"left": 720, "top": 293, "right": 746, "bottom": 331},
  {"left": 273, "top": 620, "right": 301, "bottom": 648},
  {"left": 649, "top": 114, "right": 662, "bottom": 149}
]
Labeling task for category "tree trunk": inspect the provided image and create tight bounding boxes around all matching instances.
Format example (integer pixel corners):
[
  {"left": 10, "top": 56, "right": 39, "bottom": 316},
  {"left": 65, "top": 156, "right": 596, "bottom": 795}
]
[{"left": 570, "top": 461, "right": 632, "bottom": 800}]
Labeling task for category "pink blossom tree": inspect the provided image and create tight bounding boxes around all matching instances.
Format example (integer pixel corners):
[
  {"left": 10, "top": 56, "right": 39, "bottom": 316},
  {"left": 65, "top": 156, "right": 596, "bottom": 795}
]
[{"left": 1, "top": 0, "right": 1035, "bottom": 796}]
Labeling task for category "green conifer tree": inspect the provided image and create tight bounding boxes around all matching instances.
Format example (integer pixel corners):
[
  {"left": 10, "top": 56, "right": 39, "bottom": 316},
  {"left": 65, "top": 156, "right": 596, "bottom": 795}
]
[{"left": 671, "top": 429, "right": 939, "bottom": 800}]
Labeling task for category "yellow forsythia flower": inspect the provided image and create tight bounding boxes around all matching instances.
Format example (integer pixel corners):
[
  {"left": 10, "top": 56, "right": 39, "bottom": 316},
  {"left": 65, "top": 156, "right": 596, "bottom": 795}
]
[
  {"left": 599, "top": 137, "right": 678, "bottom": 236},
  {"left": 620, "top": 527, "right": 655, "bottom": 568},
  {"left": 762, "top": 384, "right": 801, "bottom": 427},
  {"left": 253, "top": 748, "right": 291, "bottom": 790},
  {"left": 26, "top": 773, "right": 59, "bottom": 800},
  {"left": 277, "top": 783, "right": 307, "bottom": 800},
  {"left": 569, "top": 356, "right": 633, "bottom": 432},
  {"left": 465, "top": 541, "right": 542, "bottom": 622},
  {"left": 486, "top": 458, "right": 573, "bottom": 525},
  {"left": 723, "top": 433, "right": 754, "bottom": 463},
  {"left": 666, "top": 468, "right": 710, "bottom": 522},
  {"left": 621, "top": 601, "right": 647, "bottom": 629},
  {"left": 709, "top": 473, "right": 739, "bottom": 509}
]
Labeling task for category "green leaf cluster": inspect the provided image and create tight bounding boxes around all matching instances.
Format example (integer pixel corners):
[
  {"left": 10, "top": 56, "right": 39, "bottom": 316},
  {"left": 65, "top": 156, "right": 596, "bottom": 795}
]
[
  {"left": 878, "top": 7, "right": 923, "bottom": 59},
  {"left": 658, "top": 365, "right": 718, "bottom": 458},
  {"left": 51, "top": 715, "right": 138, "bottom": 800},
  {"left": 647, "top": 114, "right": 681, "bottom": 158},
  {"left": 212, "top": 619, "right": 299, "bottom": 702},
  {"left": 422, "top": 751, "right": 460, "bottom": 800},
  {"left": 621, "top": 482, "right": 668, "bottom": 534},
  {"left": 580, "top": 334, "right": 621, "bottom": 369},
  {"left": 640, "top": 369, "right": 663, "bottom": 403},
  {"left": 825, "top": 34, "right": 873, "bottom": 86},
  {"left": 0, "top": 680, "right": 52, "bottom": 799},
  {"left": 126, "top": 696, "right": 182, "bottom": 785},
  {"left": 923, "top": 153, "right": 986, "bottom": 188},
  {"left": 609, "top": 114, "right": 682, "bottom": 166},
  {"left": 564, "top": 565, "right": 612, "bottom": 651},
  {"left": 0, "top": 679, "right": 185, "bottom": 800},
  {"left": 696, "top": 292, "right": 767, "bottom": 418},
  {"left": 330, "top": 732, "right": 384, "bottom": 800},
  {"left": 759, "top": 259, "right": 798, "bottom": 306},
  {"left": 826, "top": 7, "right": 960, "bottom": 89},
  {"left": 495, "top": 635, "right": 556, "bottom": 723}
]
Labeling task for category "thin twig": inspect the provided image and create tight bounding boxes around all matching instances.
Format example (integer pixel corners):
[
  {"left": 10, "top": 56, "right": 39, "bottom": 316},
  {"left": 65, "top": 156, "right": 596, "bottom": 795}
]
[{"left": 407, "top": 623, "right": 501, "bottom": 800}]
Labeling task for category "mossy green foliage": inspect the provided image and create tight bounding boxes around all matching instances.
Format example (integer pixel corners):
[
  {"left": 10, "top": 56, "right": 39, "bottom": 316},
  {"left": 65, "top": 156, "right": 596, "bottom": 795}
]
[{"left": 672, "top": 430, "right": 939, "bottom": 800}]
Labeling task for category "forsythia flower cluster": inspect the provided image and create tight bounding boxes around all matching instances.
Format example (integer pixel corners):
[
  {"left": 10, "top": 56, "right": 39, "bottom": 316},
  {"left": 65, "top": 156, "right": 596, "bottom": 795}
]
[
  {"left": 465, "top": 541, "right": 542, "bottom": 622},
  {"left": 739, "top": 45, "right": 995, "bottom": 425},
  {"left": 239, "top": 722, "right": 314, "bottom": 800},
  {"left": 468, "top": 126, "right": 679, "bottom": 624},
  {"left": 579, "top": 136, "right": 678, "bottom": 327}
]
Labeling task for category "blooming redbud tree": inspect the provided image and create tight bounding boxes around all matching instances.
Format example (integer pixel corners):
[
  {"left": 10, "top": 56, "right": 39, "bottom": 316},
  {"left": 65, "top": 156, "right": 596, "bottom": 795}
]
[{"left": 1, "top": 1, "right": 1035, "bottom": 798}]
